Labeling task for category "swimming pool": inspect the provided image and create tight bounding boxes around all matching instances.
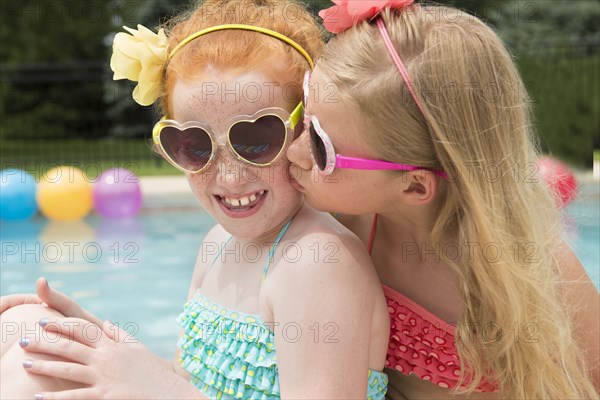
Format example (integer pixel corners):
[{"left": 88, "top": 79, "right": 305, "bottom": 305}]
[
  {"left": 0, "top": 195, "right": 211, "bottom": 359},
  {"left": 1, "top": 186, "right": 598, "bottom": 358}
]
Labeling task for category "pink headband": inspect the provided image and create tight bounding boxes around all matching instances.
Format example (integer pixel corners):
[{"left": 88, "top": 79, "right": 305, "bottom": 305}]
[{"left": 319, "top": 0, "right": 426, "bottom": 117}]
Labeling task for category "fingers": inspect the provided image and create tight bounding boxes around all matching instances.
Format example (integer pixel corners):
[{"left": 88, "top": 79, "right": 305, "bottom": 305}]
[
  {"left": 0, "top": 294, "right": 43, "bottom": 314},
  {"left": 32, "top": 389, "right": 98, "bottom": 400},
  {"left": 36, "top": 278, "right": 104, "bottom": 327},
  {"left": 41, "top": 317, "right": 109, "bottom": 349},
  {"left": 101, "top": 320, "right": 117, "bottom": 342},
  {"left": 36, "top": 278, "right": 81, "bottom": 319},
  {"left": 20, "top": 335, "right": 91, "bottom": 364},
  {"left": 36, "top": 278, "right": 75, "bottom": 317},
  {"left": 23, "top": 359, "right": 94, "bottom": 386},
  {"left": 101, "top": 320, "right": 139, "bottom": 344}
]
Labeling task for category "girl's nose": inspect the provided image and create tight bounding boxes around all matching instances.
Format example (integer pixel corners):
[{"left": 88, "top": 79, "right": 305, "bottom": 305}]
[
  {"left": 214, "top": 153, "right": 245, "bottom": 186},
  {"left": 212, "top": 144, "right": 264, "bottom": 186},
  {"left": 287, "top": 131, "right": 313, "bottom": 171}
]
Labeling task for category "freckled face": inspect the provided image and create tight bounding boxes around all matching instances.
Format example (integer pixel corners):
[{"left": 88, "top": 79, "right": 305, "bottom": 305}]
[
  {"left": 171, "top": 68, "right": 303, "bottom": 240},
  {"left": 286, "top": 67, "right": 394, "bottom": 215}
]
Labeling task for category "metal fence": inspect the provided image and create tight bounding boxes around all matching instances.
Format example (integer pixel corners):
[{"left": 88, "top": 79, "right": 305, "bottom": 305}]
[{"left": 0, "top": 60, "right": 170, "bottom": 176}]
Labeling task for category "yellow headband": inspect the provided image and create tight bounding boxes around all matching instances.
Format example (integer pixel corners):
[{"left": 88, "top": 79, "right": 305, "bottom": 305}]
[
  {"left": 170, "top": 24, "right": 314, "bottom": 68},
  {"left": 110, "top": 24, "right": 314, "bottom": 106}
]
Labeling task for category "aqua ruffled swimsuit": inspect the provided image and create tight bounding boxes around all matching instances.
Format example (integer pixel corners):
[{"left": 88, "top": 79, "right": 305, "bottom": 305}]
[{"left": 177, "top": 219, "right": 388, "bottom": 399}]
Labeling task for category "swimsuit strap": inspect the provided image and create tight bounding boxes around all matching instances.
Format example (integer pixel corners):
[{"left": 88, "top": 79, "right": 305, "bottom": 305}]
[
  {"left": 205, "top": 235, "right": 234, "bottom": 275},
  {"left": 367, "top": 214, "right": 379, "bottom": 255},
  {"left": 205, "top": 218, "right": 294, "bottom": 284},
  {"left": 262, "top": 218, "right": 294, "bottom": 283}
]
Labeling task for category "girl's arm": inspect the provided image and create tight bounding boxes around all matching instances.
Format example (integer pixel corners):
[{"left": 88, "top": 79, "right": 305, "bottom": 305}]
[
  {"left": 270, "top": 231, "right": 387, "bottom": 399},
  {"left": 171, "top": 224, "right": 229, "bottom": 379}
]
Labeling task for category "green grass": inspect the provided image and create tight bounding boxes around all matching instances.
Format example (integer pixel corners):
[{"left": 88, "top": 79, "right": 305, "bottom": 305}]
[
  {"left": 0, "top": 139, "right": 180, "bottom": 177},
  {"left": 594, "top": 150, "right": 600, "bottom": 162},
  {"left": 1, "top": 139, "right": 152, "bottom": 158}
]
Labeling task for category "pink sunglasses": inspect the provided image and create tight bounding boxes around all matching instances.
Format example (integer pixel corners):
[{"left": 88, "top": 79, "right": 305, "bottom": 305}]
[{"left": 303, "top": 72, "right": 448, "bottom": 179}]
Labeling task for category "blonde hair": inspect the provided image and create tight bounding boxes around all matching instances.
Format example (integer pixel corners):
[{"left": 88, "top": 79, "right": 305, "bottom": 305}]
[
  {"left": 318, "top": 4, "right": 597, "bottom": 399},
  {"left": 159, "top": 0, "right": 323, "bottom": 116}
]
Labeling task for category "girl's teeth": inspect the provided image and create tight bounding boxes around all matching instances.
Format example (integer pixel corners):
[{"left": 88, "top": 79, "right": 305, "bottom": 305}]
[{"left": 222, "top": 191, "right": 264, "bottom": 207}]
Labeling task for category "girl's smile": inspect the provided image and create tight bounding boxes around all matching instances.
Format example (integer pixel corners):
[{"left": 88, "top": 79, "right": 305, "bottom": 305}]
[{"left": 215, "top": 189, "right": 268, "bottom": 217}]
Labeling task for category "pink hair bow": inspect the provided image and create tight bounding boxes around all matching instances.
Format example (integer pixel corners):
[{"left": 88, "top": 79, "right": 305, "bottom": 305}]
[{"left": 319, "top": 0, "right": 414, "bottom": 34}]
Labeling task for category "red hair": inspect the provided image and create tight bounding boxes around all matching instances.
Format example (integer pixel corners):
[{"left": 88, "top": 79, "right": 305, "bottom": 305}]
[{"left": 160, "top": 0, "right": 324, "bottom": 116}]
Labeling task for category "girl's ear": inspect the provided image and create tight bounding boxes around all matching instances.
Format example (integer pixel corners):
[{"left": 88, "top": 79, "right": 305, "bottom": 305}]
[{"left": 397, "top": 170, "right": 438, "bottom": 206}]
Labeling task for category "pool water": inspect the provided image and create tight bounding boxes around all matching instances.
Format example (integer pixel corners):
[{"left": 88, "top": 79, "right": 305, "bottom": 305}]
[
  {"left": 1, "top": 201, "right": 213, "bottom": 359},
  {"left": 1, "top": 188, "right": 599, "bottom": 358}
]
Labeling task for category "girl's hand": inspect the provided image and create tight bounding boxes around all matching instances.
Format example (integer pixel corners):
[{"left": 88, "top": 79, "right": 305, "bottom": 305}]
[
  {"left": 34, "top": 277, "right": 104, "bottom": 327},
  {"left": 0, "top": 277, "right": 103, "bottom": 328},
  {"left": 21, "top": 317, "right": 201, "bottom": 399}
]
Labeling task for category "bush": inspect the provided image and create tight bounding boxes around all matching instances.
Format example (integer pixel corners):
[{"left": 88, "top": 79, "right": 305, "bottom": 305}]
[{"left": 518, "top": 54, "right": 599, "bottom": 167}]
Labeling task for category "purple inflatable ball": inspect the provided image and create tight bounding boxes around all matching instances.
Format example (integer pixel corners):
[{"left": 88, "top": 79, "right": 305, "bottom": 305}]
[{"left": 93, "top": 168, "right": 142, "bottom": 218}]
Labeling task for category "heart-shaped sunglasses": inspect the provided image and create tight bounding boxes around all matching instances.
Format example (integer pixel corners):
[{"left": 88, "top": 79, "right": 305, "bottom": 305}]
[
  {"left": 153, "top": 103, "right": 303, "bottom": 174},
  {"left": 303, "top": 72, "right": 447, "bottom": 179}
]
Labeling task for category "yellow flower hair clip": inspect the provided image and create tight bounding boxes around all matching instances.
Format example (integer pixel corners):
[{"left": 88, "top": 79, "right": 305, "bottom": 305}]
[
  {"left": 110, "top": 23, "right": 315, "bottom": 107},
  {"left": 110, "top": 25, "right": 168, "bottom": 106}
]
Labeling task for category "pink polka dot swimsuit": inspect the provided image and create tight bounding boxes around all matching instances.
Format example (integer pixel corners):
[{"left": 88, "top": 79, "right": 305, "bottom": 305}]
[{"left": 368, "top": 215, "right": 498, "bottom": 392}]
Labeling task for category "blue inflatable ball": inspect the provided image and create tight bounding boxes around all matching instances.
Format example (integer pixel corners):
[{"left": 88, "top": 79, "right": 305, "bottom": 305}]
[{"left": 0, "top": 169, "right": 38, "bottom": 220}]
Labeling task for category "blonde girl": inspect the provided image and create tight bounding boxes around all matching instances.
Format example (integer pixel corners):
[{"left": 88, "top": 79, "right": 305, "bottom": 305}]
[
  {"left": 0, "top": 1, "right": 390, "bottom": 399},
  {"left": 288, "top": 1, "right": 599, "bottom": 398}
]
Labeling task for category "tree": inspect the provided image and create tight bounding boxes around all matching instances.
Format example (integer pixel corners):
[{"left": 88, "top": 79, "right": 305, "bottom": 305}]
[
  {"left": 106, "top": 0, "right": 193, "bottom": 139},
  {"left": 0, "top": 0, "right": 113, "bottom": 140},
  {"left": 494, "top": 0, "right": 600, "bottom": 166},
  {"left": 495, "top": 0, "right": 599, "bottom": 53}
]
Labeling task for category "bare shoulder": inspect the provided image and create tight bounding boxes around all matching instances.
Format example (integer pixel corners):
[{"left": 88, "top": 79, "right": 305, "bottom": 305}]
[
  {"left": 194, "top": 223, "right": 230, "bottom": 269},
  {"left": 290, "top": 206, "right": 376, "bottom": 274},
  {"left": 201, "top": 223, "right": 230, "bottom": 245},
  {"left": 552, "top": 241, "right": 598, "bottom": 324},
  {"left": 554, "top": 241, "right": 598, "bottom": 289},
  {"left": 265, "top": 210, "right": 388, "bottom": 395},
  {"left": 265, "top": 205, "right": 383, "bottom": 311},
  {"left": 554, "top": 242, "right": 599, "bottom": 389},
  {"left": 186, "top": 223, "right": 230, "bottom": 299},
  {"left": 335, "top": 212, "right": 376, "bottom": 246}
]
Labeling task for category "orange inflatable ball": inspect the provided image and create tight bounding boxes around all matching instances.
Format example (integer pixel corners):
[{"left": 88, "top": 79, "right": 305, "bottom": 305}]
[{"left": 37, "top": 167, "right": 93, "bottom": 221}]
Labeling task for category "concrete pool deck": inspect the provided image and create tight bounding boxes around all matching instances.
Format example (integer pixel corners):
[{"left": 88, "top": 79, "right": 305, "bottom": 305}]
[
  {"left": 140, "top": 175, "right": 191, "bottom": 196},
  {"left": 138, "top": 175, "right": 200, "bottom": 211}
]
